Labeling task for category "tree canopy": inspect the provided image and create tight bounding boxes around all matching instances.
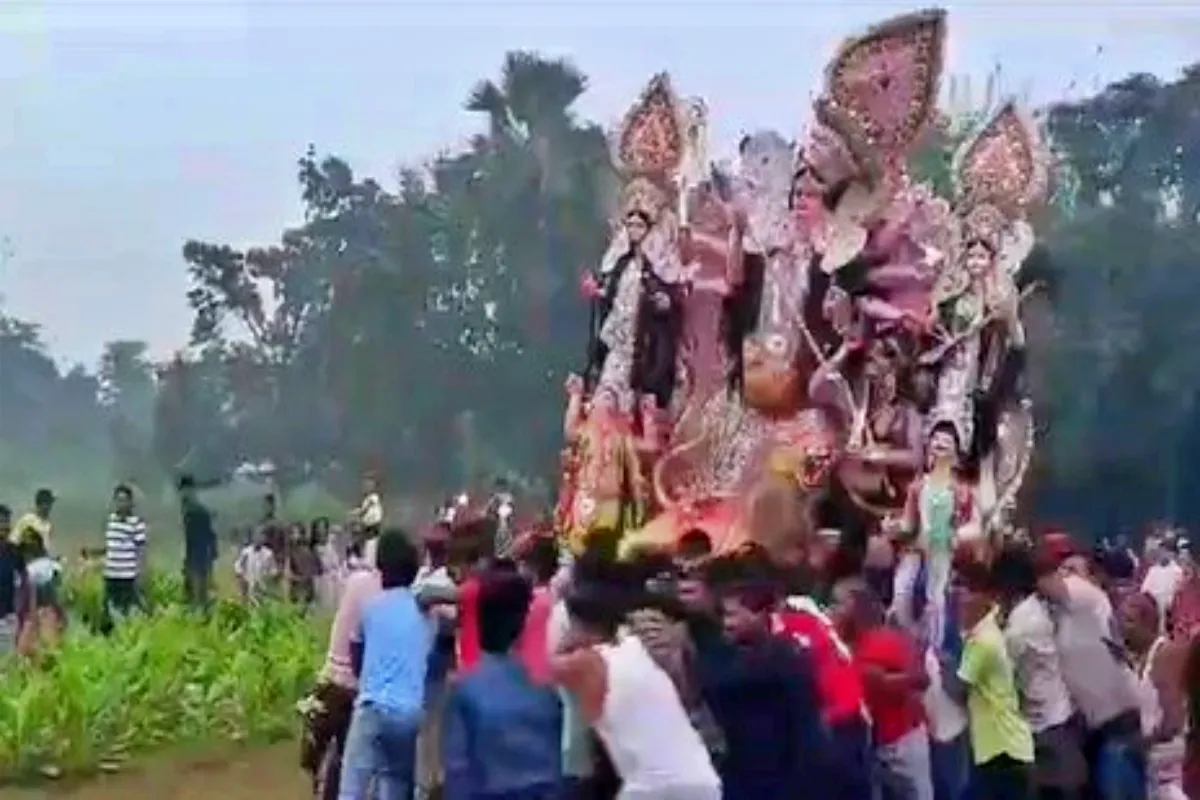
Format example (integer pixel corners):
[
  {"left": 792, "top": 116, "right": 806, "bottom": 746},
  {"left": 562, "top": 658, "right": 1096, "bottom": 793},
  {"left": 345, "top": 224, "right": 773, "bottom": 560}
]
[{"left": 3, "top": 52, "right": 1199, "bottom": 534}]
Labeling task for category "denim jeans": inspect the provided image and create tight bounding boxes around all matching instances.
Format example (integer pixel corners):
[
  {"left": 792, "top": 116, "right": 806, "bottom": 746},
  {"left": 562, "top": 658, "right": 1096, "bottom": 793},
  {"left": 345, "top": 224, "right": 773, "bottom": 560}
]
[
  {"left": 829, "top": 716, "right": 874, "bottom": 800},
  {"left": 338, "top": 702, "right": 421, "bottom": 800},
  {"left": 1092, "top": 733, "right": 1147, "bottom": 800},
  {"left": 930, "top": 733, "right": 971, "bottom": 800}
]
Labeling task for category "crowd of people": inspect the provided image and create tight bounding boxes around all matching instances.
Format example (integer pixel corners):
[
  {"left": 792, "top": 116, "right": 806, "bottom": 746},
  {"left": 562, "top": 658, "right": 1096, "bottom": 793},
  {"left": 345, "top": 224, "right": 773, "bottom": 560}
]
[{"left": 296, "top": 506, "right": 1200, "bottom": 800}]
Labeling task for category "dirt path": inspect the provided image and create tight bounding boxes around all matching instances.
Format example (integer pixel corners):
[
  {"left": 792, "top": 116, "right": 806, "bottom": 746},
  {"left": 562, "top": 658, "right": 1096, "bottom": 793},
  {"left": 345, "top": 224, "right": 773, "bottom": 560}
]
[{"left": 9, "top": 742, "right": 309, "bottom": 800}]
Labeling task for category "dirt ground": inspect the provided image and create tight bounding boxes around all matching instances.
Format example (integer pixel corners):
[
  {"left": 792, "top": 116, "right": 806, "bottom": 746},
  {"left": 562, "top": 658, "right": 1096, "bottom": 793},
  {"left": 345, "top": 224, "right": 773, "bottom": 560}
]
[{"left": 8, "top": 742, "right": 309, "bottom": 800}]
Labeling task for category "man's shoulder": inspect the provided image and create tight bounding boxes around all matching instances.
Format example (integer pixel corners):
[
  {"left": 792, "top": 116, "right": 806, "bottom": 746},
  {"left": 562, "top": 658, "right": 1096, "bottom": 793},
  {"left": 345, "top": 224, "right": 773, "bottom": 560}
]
[
  {"left": 15, "top": 512, "right": 47, "bottom": 533},
  {"left": 1007, "top": 595, "right": 1051, "bottom": 633}
]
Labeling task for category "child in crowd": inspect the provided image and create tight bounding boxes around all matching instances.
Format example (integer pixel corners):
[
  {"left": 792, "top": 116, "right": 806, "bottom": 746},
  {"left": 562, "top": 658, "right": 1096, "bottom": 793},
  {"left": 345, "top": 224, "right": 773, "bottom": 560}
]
[{"left": 235, "top": 526, "right": 280, "bottom": 604}]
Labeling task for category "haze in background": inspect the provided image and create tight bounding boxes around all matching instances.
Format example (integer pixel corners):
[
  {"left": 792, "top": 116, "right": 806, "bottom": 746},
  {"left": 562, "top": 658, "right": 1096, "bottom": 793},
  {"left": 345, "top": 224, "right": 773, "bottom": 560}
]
[{"left": 1, "top": 0, "right": 1197, "bottom": 363}]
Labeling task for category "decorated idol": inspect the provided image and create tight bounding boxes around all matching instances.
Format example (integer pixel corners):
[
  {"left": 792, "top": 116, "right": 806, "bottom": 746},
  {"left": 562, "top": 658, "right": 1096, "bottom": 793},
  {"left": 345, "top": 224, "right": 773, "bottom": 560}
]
[
  {"left": 625, "top": 9, "right": 950, "bottom": 558},
  {"left": 925, "top": 100, "right": 1048, "bottom": 528},
  {"left": 559, "top": 73, "right": 692, "bottom": 552}
]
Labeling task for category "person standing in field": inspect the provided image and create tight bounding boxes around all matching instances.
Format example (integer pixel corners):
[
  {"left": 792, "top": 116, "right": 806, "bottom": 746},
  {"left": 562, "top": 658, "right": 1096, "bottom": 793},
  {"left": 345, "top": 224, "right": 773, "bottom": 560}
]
[
  {"left": 355, "top": 475, "right": 384, "bottom": 539},
  {"left": 13, "top": 488, "right": 64, "bottom": 649},
  {"left": 103, "top": 484, "right": 148, "bottom": 623},
  {"left": 235, "top": 525, "right": 280, "bottom": 604},
  {"left": 11, "top": 487, "right": 55, "bottom": 554},
  {"left": 178, "top": 474, "right": 217, "bottom": 610},
  {"left": 287, "top": 523, "right": 322, "bottom": 611},
  {"left": 338, "top": 529, "right": 432, "bottom": 800},
  {"left": 0, "top": 505, "right": 31, "bottom": 656}
]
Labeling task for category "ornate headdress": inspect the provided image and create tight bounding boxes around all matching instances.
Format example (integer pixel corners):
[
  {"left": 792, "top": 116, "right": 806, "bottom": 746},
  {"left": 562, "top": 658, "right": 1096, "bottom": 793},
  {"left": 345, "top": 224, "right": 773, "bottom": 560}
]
[
  {"left": 952, "top": 100, "right": 1049, "bottom": 272},
  {"left": 803, "top": 8, "right": 948, "bottom": 270},
  {"left": 614, "top": 73, "right": 687, "bottom": 223}
]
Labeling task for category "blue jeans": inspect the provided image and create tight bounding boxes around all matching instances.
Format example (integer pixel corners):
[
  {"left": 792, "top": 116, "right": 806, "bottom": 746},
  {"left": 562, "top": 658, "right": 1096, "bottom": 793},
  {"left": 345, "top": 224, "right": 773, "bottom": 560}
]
[
  {"left": 1092, "top": 734, "right": 1146, "bottom": 800},
  {"left": 338, "top": 702, "right": 420, "bottom": 800},
  {"left": 930, "top": 734, "right": 971, "bottom": 800}
]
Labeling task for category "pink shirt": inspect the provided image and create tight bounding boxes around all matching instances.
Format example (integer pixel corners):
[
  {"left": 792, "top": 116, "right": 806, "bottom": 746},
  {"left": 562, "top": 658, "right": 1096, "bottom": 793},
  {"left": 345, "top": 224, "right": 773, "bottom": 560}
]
[
  {"left": 517, "top": 585, "right": 554, "bottom": 684},
  {"left": 322, "top": 569, "right": 381, "bottom": 688}
]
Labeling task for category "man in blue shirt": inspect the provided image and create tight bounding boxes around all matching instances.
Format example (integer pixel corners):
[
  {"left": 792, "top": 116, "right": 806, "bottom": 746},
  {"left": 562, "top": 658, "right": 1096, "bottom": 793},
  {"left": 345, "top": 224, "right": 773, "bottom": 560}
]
[
  {"left": 339, "top": 529, "right": 433, "bottom": 800},
  {"left": 443, "top": 568, "right": 562, "bottom": 800}
]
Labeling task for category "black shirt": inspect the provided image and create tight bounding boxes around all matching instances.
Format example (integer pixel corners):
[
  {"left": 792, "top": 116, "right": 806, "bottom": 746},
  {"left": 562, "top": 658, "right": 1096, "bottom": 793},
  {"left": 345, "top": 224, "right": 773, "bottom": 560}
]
[
  {"left": 0, "top": 539, "right": 26, "bottom": 617},
  {"left": 182, "top": 499, "right": 217, "bottom": 570}
]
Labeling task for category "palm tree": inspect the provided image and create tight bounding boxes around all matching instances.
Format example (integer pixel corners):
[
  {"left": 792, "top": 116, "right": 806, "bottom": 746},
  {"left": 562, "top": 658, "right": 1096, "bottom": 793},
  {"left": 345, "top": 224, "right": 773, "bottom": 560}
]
[
  {"left": 444, "top": 52, "right": 617, "bottom": 478},
  {"left": 460, "top": 51, "right": 613, "bottom": 345}
]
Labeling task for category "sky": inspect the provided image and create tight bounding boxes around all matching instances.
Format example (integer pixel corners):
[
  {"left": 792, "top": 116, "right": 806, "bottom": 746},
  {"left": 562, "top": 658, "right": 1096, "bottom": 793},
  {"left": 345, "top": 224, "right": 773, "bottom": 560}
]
[{"left": 1, "top": 0, "right": 1199, "bottom": 366}]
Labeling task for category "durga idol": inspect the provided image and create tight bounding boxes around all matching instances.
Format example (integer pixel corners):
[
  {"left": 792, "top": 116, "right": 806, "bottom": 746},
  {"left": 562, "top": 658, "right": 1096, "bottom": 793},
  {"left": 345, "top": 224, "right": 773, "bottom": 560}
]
[{"left": 559, "top": 73, "right": 690, "bottom": 553}]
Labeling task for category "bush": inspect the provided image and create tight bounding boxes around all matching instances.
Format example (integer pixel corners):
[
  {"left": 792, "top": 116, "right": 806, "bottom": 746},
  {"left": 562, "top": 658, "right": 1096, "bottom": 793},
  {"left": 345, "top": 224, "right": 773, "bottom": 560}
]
[{"left": 0, "top": 570, "right": 325, "bottom": 781}]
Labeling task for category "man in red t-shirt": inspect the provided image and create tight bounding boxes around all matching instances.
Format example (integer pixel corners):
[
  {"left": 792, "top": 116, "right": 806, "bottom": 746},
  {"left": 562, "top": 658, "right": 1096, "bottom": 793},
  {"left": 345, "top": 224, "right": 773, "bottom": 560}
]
[
  {"left": 774, "top": 594, "right": 872, "bottom": 799},
  {"left": 831, "top": 576, "right": 933, "bottom": 800}
]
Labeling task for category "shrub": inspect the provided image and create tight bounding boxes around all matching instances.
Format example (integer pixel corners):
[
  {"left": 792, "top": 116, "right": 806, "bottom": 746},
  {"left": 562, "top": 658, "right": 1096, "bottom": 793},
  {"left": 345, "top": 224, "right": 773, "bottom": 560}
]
[{"left": 0, "top": 570, "right": 324, "bottom": 781}]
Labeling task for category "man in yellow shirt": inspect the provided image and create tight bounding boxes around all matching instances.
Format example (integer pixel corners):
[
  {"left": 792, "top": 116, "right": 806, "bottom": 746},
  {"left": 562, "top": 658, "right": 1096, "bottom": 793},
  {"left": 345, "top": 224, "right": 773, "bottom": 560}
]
[
  {"left": 11, "top": 488, "right": 54, "bottom": 554},
  {"left": 11, "top": 488, "right": 63, "bottom": 650},
  {"left": 953, "top": 562, "right": 1035, "bottom": 800}
]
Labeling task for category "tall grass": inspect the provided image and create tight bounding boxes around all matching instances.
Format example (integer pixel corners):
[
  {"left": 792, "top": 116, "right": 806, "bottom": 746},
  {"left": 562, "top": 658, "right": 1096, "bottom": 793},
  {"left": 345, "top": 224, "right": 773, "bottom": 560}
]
[{"left": 0, "top": 569, "right": 326, "bottom": 782}]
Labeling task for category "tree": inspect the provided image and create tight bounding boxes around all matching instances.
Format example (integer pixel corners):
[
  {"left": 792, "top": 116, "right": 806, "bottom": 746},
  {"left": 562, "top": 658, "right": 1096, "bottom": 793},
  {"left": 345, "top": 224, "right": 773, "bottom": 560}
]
[
  {"left": 98, "top": 339, "right": 157, "bottom": 487},
  {"left": 447, "top": 51, "right": 614, "bottom": 477}
]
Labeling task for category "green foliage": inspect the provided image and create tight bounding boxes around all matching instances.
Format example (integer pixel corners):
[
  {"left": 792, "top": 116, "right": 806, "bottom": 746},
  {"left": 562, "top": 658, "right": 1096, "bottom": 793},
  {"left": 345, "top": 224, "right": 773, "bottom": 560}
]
[{"left": 0, "top": 570, "right": 324, "bottom": 781}]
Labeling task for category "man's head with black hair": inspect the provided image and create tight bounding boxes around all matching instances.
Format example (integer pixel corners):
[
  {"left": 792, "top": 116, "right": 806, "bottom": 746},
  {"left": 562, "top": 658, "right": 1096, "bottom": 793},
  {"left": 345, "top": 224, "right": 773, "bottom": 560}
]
[
  {"left": 565, "top": 556, "right": 636, "bottom": 642},
  {"left": 375, "top": 528, "right": 420, "bottom": 590},
  {"left": 34, "top": 488, "right": 55, "bottom": 517},
  {"left": 829, "top": 575, "right": 882, "bottom": 641},
  {"left": 582, "top": 527, "right": 622, "bottom": 563},
  {"left": 112, "top": 483, "right": 135, "bottom": 517},
  {"left": 177, "top": 473, "right": 197, "bottom": 502},
  {"left": 522, "top": 536, "right": 559, "bottom": 586},
  {"left": 990, "top": 544, "right": 1037, "bottom": 603},
  {"left": 0, "top": 504, "right": 10, "bottom": 538},
  {"left": 677, "top": 529, "right": 713, "bottom": 565},
  {"left": 478, "top": 569, "right": 534, "bottom": 654}
]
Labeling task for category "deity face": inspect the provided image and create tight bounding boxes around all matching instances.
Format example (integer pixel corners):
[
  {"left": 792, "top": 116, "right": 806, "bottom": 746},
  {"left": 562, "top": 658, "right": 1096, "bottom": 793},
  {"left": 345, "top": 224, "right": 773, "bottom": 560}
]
[
  {"left": 964, "top": 240, "right": 994, "bottom": 280},
  {"left": 800, "top": 442, "right": 834, "bottom": 489},
  {"left": 624, "top": 211, "right": 650, "bottom": 245},
  {"left": 791, "top": 163, "right": 826, "bottom": 205},
  {"left": 927, "top": 427, "right": 959, "bottom": 463},
  {"left": 742, "top": 333, "right": 801, "bottom": 413}
]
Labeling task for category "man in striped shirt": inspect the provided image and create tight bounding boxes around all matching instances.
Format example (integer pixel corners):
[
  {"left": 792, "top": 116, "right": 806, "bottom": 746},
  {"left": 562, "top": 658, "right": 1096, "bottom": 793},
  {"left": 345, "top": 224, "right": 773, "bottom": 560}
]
[{"left": 104, "top": 484, "right": 147, "bottom": 619}]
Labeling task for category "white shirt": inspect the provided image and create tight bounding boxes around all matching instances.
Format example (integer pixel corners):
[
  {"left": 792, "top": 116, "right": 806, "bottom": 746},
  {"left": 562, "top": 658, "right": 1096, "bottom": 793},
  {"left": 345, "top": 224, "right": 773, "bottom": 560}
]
[
  {"left": 1004, "top": 595, "right": 1075, "bottom": 732},
  {"left": 923, "top": 648, "right": 968, "bottom": 742},
  {"left": 358, "top": 492, "right": 383, "bottom": 528},
  {"left": 103, "top": 514, "right": 147, "bottom": 580},
  {"left": 1141, "top": 561, "right": 1184, "bottom": 618},
  {"left": 235, "top": 545, "right": 278, "bottom": 594},
  {"left": 593, "top": 635, "right": 720, "bottom": 793},
  {"left": 1052, "top": 575, "right": 1140, "bottom": 729}
]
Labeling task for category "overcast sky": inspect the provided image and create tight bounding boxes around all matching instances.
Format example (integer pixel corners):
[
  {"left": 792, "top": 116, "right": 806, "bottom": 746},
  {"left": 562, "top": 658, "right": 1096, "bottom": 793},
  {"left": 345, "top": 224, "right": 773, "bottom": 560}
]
[{"left": 1, "top": 0, "right": 1198, "bottom": 365}]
